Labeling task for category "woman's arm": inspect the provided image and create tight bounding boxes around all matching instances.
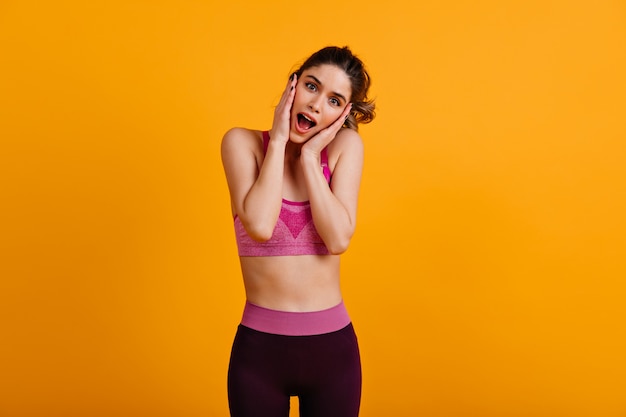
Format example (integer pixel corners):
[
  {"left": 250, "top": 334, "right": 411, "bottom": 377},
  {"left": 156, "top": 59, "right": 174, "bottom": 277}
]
[
  {"left": 221, "top": 75, "right": 297, "bottom": 241},
  {"left": 220, "top": 128, "right": 284, "bottom": 241},
  {"left": 301, "top": 120, "right": 364, "bottom": 254}
]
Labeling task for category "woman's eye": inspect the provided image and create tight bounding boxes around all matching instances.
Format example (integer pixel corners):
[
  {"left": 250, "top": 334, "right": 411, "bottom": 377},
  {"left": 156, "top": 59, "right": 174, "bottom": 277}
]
[
  {"left": 330, "top": 98, "right": 340, "bottom": 106},
  {"left": 305, "top": 83, "right": 317, "bottom": 91}
]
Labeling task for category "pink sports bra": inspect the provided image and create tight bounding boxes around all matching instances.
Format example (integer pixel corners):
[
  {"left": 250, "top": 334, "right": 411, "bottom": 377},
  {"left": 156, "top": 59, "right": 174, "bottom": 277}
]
[{"left": 233, "top": 131, "right": 332, "bottom": 257}]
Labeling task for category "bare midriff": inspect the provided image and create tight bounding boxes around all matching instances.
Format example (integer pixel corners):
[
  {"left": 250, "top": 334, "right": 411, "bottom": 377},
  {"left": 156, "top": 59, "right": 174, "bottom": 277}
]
[{"left": 239, "top": 255, "right": 342, "bottom": 312}]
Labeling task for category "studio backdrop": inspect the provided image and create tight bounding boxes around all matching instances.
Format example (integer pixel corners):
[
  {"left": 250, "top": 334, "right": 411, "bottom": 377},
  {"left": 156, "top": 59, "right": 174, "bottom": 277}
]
[{"left": 1, "top": 1, "right": 625, "bottom": 416}]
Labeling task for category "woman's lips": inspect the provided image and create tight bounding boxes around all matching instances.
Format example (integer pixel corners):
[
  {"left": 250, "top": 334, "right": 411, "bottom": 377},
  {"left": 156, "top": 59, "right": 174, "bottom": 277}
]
[{"left": 296, "top": 113, "right": 317, "bottom": 133}]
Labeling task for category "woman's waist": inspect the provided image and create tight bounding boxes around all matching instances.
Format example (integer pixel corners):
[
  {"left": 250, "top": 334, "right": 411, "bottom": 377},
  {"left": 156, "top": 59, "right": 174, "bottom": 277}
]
[{"left": 243, "top": 275, "right": 342, "bottom": 312}]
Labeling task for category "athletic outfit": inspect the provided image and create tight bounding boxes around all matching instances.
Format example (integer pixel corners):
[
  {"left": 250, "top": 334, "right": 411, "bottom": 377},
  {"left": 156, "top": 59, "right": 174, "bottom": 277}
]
[{"left": 228, "top": 131, "right": 362, "bottom": 417}]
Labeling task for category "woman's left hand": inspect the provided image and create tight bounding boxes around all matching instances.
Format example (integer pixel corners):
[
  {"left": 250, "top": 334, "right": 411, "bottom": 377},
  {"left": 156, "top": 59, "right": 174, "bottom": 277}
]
[{"left": 301, "top": 104, "right": 352, "bottom": 157}]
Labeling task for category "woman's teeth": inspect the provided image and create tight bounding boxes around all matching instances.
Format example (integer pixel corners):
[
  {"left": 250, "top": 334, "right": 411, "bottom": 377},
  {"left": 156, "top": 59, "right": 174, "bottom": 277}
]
[{"left": 297, "top": 114, "right": 316, "bottom": 130}]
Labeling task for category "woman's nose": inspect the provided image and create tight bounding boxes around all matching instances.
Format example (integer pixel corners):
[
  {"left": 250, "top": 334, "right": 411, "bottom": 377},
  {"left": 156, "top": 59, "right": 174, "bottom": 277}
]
[{"left": 308, "top": 98, "right": 322, "bottom": 112}]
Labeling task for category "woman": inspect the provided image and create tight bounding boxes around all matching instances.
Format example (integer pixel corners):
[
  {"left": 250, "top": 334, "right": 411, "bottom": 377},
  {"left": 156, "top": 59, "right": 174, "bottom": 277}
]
[{"left": 221, "top": 46, "right": 375, "bottom": 417}]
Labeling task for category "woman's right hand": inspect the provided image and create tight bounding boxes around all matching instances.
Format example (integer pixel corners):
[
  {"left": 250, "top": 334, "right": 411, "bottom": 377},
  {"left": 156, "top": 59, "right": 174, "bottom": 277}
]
[{"left": 269, "top": 73, "right": 297, "bottom": 144}]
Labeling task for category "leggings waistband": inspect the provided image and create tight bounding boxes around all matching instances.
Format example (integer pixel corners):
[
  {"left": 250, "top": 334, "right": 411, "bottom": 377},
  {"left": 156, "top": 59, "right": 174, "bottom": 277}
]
[{"left": 240, "top": 300, "right": 351, "bottom": 336}]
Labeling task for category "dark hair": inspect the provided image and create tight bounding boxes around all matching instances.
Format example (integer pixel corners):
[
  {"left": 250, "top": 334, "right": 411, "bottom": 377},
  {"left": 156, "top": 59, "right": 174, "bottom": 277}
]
[{"left": 294, "top": 46, "right": 375, "bottom": 131}]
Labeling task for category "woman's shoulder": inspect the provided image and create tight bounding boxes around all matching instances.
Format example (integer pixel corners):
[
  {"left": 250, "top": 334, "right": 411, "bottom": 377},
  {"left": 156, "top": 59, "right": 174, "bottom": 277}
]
[
  {"left": 222, "top": 127, "right": 264, "bottom": 146},
  {"left": 221, "top": 127, "right": 265, "bottom": 157},
  {"left": 326, "top": 128, "right": 364, "bottom": 173},
  {"left": 334, "top": 127, "right": 363, "bottom": 145},
  {"left": 328, "top": 128, "right": 364, "bottom": 156}
]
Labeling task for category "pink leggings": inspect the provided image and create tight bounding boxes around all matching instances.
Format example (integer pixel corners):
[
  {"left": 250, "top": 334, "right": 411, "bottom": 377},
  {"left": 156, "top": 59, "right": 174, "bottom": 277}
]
[{"left": 227, "top": 302, "right": 362, "bottom": 417}]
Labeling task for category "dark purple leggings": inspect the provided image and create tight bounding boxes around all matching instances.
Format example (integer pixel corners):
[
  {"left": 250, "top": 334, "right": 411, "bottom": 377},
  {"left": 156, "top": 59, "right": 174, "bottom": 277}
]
[{"left": 227, "top": 323, "right": 362, "bottom": 417}]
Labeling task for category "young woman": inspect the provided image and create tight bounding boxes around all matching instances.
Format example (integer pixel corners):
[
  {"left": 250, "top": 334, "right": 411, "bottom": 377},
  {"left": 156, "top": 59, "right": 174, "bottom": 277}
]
[{"left": 221, "top": 46, "right": 375, "bottom": 417}]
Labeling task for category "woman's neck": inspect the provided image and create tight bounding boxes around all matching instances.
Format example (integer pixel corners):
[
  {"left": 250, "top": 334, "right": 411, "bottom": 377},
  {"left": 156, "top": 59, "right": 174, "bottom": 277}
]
[{"left": 285, "top": 141, "right": 303, "bottom": 161}]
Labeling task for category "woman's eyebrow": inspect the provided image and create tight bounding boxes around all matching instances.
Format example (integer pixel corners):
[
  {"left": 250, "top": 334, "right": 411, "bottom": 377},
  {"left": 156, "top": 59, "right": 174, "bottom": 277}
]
[{"left": 305, "top": 75, "right": 347, "bottom": 103}]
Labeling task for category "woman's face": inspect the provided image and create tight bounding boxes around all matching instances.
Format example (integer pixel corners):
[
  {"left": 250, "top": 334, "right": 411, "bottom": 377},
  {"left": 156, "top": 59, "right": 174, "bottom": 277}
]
[{"left": 289, "top": 64, "right": 352, "bottom": 143}]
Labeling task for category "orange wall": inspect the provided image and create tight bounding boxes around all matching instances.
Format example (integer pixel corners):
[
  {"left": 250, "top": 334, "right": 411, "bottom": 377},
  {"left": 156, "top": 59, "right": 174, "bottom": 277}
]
[{"left": 1, "top": 1, "right": 625, "bottom": 416}]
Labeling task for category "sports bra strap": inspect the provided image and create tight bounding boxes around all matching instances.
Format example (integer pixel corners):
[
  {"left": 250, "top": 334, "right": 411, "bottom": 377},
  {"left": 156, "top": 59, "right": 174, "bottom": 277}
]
[{"left": 262, "top": 131, "right": 331, "bottom": 184}]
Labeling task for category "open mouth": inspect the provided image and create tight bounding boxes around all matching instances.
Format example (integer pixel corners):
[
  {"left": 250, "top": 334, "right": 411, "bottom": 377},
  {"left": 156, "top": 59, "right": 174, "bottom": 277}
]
[{"left": 297, "top": 113, "right": 317, "bottom": 131}]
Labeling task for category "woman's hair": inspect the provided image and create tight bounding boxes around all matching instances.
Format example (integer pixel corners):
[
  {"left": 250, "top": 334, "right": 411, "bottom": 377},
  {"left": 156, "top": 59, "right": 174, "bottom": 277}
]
[{"left": 293, "top": 46, "right": 375, "bottom": 131}]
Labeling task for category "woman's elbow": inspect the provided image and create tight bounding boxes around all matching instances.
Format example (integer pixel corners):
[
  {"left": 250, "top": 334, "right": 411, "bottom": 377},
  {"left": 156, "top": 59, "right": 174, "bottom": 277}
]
[
  {"left": 325, "top": 235, "right": 352, "bottom": 255},
  {"left": 244, "top": 222, "right": 275, "bottom": 242}
]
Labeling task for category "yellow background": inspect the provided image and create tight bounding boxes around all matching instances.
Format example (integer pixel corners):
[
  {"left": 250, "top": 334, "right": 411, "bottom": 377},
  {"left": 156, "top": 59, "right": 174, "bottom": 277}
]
[{"left": 1, "top": 1, "right": 625, "bottom": 416}]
